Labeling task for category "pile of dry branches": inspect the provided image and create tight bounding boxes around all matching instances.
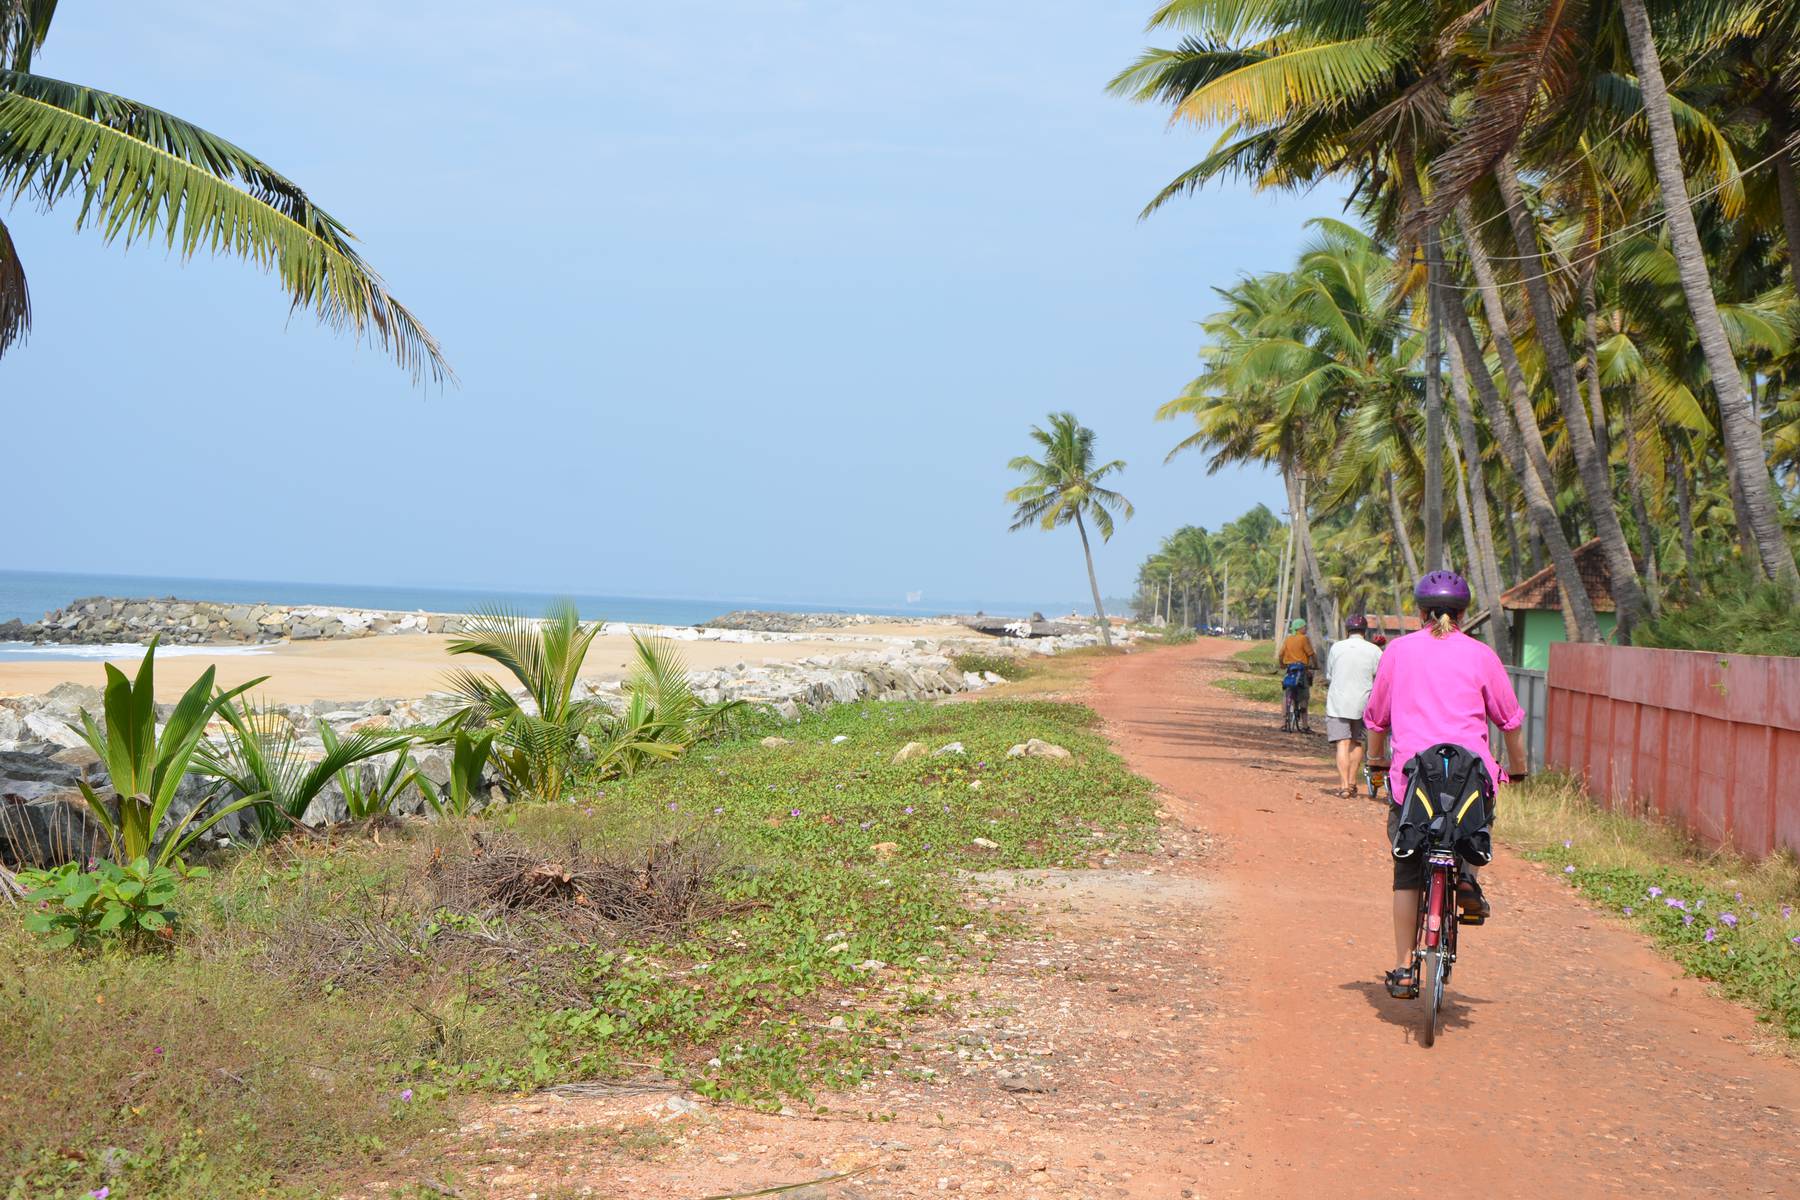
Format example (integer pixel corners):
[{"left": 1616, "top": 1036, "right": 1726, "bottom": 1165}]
[{"left": 429, "top": 831, "right": 722, "bottom": 937}]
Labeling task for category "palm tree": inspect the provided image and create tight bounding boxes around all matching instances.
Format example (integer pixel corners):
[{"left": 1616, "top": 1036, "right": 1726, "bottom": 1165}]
[
  {"left": 1616, "top": 0, "right": 1800, "bottom": 596},
  {"left": 1006, "top": 412, "right": 1134, "bottom": 646},
  {"left": 445, "top": 603, "right": 604, "bottom": 803},
  {"left": 0, "top": 3, "right": 447, "bottom": 381}
]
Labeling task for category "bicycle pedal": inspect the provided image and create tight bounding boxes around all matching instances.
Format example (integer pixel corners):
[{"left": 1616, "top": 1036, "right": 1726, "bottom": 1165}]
[{"left": 1457, "top": 913, "right": 1486, "bottom": 926}]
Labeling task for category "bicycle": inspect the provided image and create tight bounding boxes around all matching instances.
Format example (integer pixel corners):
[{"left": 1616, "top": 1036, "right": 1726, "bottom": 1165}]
[
  {"left": 1409, "top": 813, "right": 1484, "bottom": 1047},
  {"left": 1280, "top": 665, "right": 1313, "bottom": 734}
]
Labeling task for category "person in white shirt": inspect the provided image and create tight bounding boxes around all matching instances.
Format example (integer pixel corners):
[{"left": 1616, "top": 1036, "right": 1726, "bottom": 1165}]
[{"left": 1323, "top": 614, "right": 1384, "bottom": 798}]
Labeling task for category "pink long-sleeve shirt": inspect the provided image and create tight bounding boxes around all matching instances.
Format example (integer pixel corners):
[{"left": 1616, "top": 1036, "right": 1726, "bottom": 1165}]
[{"left": 1362, "top": 626, "right": 1524, "bottom": 801}]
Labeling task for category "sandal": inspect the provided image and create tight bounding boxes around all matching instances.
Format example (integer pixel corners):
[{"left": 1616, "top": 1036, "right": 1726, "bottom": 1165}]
[
  {"left": 1456, "top": 877, "right": 1492, "bottom": 920},
  {"left": 1384, "top": 967, "right": 1419, "bottom": 1000}
]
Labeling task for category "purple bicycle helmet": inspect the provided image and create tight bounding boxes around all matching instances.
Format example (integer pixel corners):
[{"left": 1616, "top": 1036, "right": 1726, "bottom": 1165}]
[{"left": 1415, "top": 570, "right": 1472, "bottom": 610}]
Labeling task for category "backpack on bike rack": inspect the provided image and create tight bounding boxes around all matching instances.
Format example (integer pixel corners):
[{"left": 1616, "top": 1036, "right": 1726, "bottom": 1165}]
[
  {"left": 1281, "top": 662, "right": 1307, "bottom": 689},
  {"left": 1391, "top": 743, "right": 1495, "bottom": 866}
]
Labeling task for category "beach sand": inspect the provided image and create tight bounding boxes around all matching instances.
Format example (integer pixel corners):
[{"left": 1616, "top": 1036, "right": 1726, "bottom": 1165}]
[{"left": 0, "top": 622, "right": 977, "bottom": 704}]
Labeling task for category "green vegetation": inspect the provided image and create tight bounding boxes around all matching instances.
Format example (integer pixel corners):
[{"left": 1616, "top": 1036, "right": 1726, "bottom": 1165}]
[
  {"left": 1212, "top": 675, "right": 1321, "bottom": 713},
  {"left": 1633, "top": 577, "right": 1800, "bottom": 658},
  {"left": 444, "top": 607, "right": 743, "bottom": 802},
  {"left": 0, "top": 6, "right": 447, "bottom": 380},
  {"left": 1231, "top": 642, "right": 1279, "bottom": 673},
  {"left": 1005, "top": 412, "right": 1133, "bottom": 647},
  {"left": 19, "top": 858, "right": 199, "bottom": 949},
  {"left": 1501, "top": 776, "right": 1800, "bottom": 1038},
  {"left": 444, "top": 602, "right": 605, "bottom": 803},
  {"left": 949, "top": 651, "right": 1038, "bottom": 681},
  {"left": 1112, "top": 0, "right": 1800, "bottom": 655},
  {"left": 74, "top": 640, "right": 265, "bottom": 868},
  {"left": 3, "top": 697, "right": 1156, "bottom": 1198},
  {"left": 197, "top": 696, "right": 417, "bottom": 844}
]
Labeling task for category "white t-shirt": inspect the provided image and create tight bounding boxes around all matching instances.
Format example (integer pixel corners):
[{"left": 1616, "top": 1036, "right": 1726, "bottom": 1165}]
[{"left": 1324, "top": 635, "right": 1384, "bottom": 719}]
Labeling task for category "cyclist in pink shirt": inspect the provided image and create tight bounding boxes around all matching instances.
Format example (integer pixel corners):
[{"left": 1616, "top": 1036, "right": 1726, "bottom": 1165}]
[{"left": 1364, "top": 571, "right": 1528, "bottom": 999}]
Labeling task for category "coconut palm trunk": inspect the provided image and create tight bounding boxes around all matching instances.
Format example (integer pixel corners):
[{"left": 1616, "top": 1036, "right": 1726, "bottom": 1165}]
[
  {"left": 1282, "top": 462, "right": 1333, "bottom": 647},
  {"left": 1618, "top": 0, "right": 1800, "bottom": 596},
  {"left": 1423, "top": 226, "right": 1448, "bottom": 572},
  {"left": 1772, "top": 108, "right": 1800, "bottom": 298},
  {"left": 1386, "top": 470, "right": 1422, "bottom": 580},
  {"left": 1492, "top": 160, "right": 1650, "bottom": 632},
  {"left": 1438, "top": 271, "right": 1604, "bottom": 640},
  {"left": 1074, "top": 510, "right": 1112, "bottom": 646},
  {"left": 1442, "top": 323, "right": 1510, "bottom": 647}
]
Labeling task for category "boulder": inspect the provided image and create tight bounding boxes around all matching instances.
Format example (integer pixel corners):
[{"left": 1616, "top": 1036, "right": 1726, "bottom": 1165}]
[
  {"left": 933, "top": 742, "right": 965, "bottom": 757},
  {"left": 892, "top": 742, "right": 928, "bottom": 763},
  {"left": 1006, "top": 739, "right": 1072, "bottom": 761},
  {"left": 759, "top": 736, "right": 792, "bottom": 748},
  {"left": 23, "top": 711, "right": 87, "bottom": 751}
]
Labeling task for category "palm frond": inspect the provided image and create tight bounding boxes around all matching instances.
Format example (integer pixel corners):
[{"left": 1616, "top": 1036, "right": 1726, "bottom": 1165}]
[
  {"left": 0, "top": 70, "right": 449, "bottom": 383},
  {"left": 0, "top": 1, "right": 55, "bottom": 71},
  {"left": 0, "top": 213, "right": 26, "bottom": 354}
]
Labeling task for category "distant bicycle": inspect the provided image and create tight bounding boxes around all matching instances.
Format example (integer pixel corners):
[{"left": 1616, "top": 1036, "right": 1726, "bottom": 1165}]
[{"left": 1281, "top": 663, "right": 1313, "bottom": 733}]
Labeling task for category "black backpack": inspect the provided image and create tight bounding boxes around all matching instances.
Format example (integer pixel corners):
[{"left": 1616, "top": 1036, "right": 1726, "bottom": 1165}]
[{"left": 1391, "top": 743, "right": 1495, "bottom": 866}]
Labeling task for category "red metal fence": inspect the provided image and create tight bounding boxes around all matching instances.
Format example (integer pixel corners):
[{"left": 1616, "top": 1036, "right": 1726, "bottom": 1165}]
[{"left": 1546, "top": 643, "right": 1800, "bottom": 858}]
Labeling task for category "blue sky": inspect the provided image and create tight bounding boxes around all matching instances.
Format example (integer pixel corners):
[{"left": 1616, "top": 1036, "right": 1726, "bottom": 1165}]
[{"left": 2, "top": 2, "right": 1341, "bottom": 611}]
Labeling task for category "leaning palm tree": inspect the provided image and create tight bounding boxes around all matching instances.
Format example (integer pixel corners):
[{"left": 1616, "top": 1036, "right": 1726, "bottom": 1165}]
[
  {"left": 0, "top": 2, "right": 448, "bottom": 381},
  {"left": 1005, "top": 412, "right": 1133, "bottom": 646},
  {"left": 444, "top": 602, "right": 602, "bottom": 803}
]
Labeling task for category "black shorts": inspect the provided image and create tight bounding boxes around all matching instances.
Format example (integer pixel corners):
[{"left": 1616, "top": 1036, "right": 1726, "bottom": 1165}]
[{"left": 1387, "top": 802, "right": 1426, "bottom": 890}]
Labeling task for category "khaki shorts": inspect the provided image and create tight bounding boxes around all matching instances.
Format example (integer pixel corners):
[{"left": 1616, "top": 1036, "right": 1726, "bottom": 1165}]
[{"left": 1325, "top": 716, "right": 1366, "bottom": 743}]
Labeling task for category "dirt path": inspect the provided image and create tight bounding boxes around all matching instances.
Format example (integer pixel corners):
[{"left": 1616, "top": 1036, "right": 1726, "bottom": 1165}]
[
  {"left": 1091, "top": 640, "right": 1800, "bottom": 1198},
  {"left": 375, "top": 640, "right": 1799, "bottom": 1198}
]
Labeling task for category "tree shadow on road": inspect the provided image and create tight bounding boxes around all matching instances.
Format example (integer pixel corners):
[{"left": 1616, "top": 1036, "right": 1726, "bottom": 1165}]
[{"left": 1338, "top": 979, "right": 1492, "bottom": 1044}]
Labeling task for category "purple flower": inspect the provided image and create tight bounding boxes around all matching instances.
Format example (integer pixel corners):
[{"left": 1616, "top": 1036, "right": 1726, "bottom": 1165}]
[
  {"left": 90, "top": 1190, "right": 108, "bottom": 1200},
  {"left": 1665, "top": 898, "right": 1686, "bottom": 910},
  {"left": 1704, "top": 928, "right": 1717, "bottom": 943},
  {"left": 1683, "top": 914, "right": 1695, "bottom": 927},
  {"left": 976, "top": 761, "right": 988, "bottom": 768},
  {"left": 789, "top": 808, "right": 802, "bottom": 818},
  {"left": 859, "top": 821, "right": 872, "bottom": 830},
  {"left": 712, "top": 806, "right": 724, "bottom": 815},
  {"left": 1563, "top": 839, "right": 1572, "bottom": 849},
  {"left": 1735, "top": 891, "right": 1744, "bottom": 903},
  {"left": 1785, "top": 906, "right": 1794, "bottom": 921},
  {"left": 1791, "top": 935, "right": 1800, "bottom": 948},
  {"left": 1623, "top": 907, "right": 1634, "bottom": 917},
  {"left": 903, "top": 805, "right": 915, "bottom": 815},
  {"left": 400, "top": 1089, "right": 413, "bottom": 1102},
  {"left": 668, "top": 801, "right": 679, "bottom": 811},
  {"left": 922, "top": 843, "right": 932, "bottom": 851},
  {"left": 1720, "top": 913, "right": 1738, "bottom": 929},
  {"left": 1695, "top": 899, "right": 1705, "bottom": 911},
  {"left": 1647, "top": 886, "right": 1663, "bottom": 899},
  {"left": 1564, "top": 865, "right": 1576, "bottom": 875},
  {"left": 152, "top": 1046, "right": 163, "bottom": 1056}
]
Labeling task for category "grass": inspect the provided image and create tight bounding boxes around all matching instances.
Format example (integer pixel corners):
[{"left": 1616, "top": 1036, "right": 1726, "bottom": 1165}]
[
  {"left": 2, "top": 697, "right": 1156, "bottom": 1198},
  {"left": 949, "top": 651, "right": 1038, "bottom": 681},
  {"left": 1500, "top": 774, "right": 1800, "bottom": 1039},
  {"left": 1211, "top": 674, "right": 1322, "bottom": 713},
  {"left": 1231, "top": 641, "right": 1280, "bottom": 674}
]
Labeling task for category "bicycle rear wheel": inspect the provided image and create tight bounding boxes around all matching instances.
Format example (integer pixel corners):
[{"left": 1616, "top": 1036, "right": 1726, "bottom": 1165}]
[{"left": 1422, "top": 948, "right": 1445, "bottom": 1047}]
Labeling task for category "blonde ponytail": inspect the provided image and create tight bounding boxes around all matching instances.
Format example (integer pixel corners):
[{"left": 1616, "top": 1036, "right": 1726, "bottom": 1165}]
[{"left": 1432, "top": 612, "right": 1455, "bottom": 639}]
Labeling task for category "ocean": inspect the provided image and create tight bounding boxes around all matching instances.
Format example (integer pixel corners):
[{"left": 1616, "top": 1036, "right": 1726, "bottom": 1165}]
[
  {"left": 0, "top": 569, "right": 1074, "bottom": 661},
  {"left": 0, "top": 568, "right": 943, "bottom": 627}
]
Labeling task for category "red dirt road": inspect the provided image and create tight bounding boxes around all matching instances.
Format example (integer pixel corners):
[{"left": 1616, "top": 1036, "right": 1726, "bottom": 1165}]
[{"left": 1092, "top": 640, "right": 1800, "bottom": 1198}]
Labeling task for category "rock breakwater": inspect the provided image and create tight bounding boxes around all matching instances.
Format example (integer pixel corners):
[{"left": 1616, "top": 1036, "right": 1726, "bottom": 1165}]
[{"left": 0, "top": 596, "right": 466, "bottom": 645}]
